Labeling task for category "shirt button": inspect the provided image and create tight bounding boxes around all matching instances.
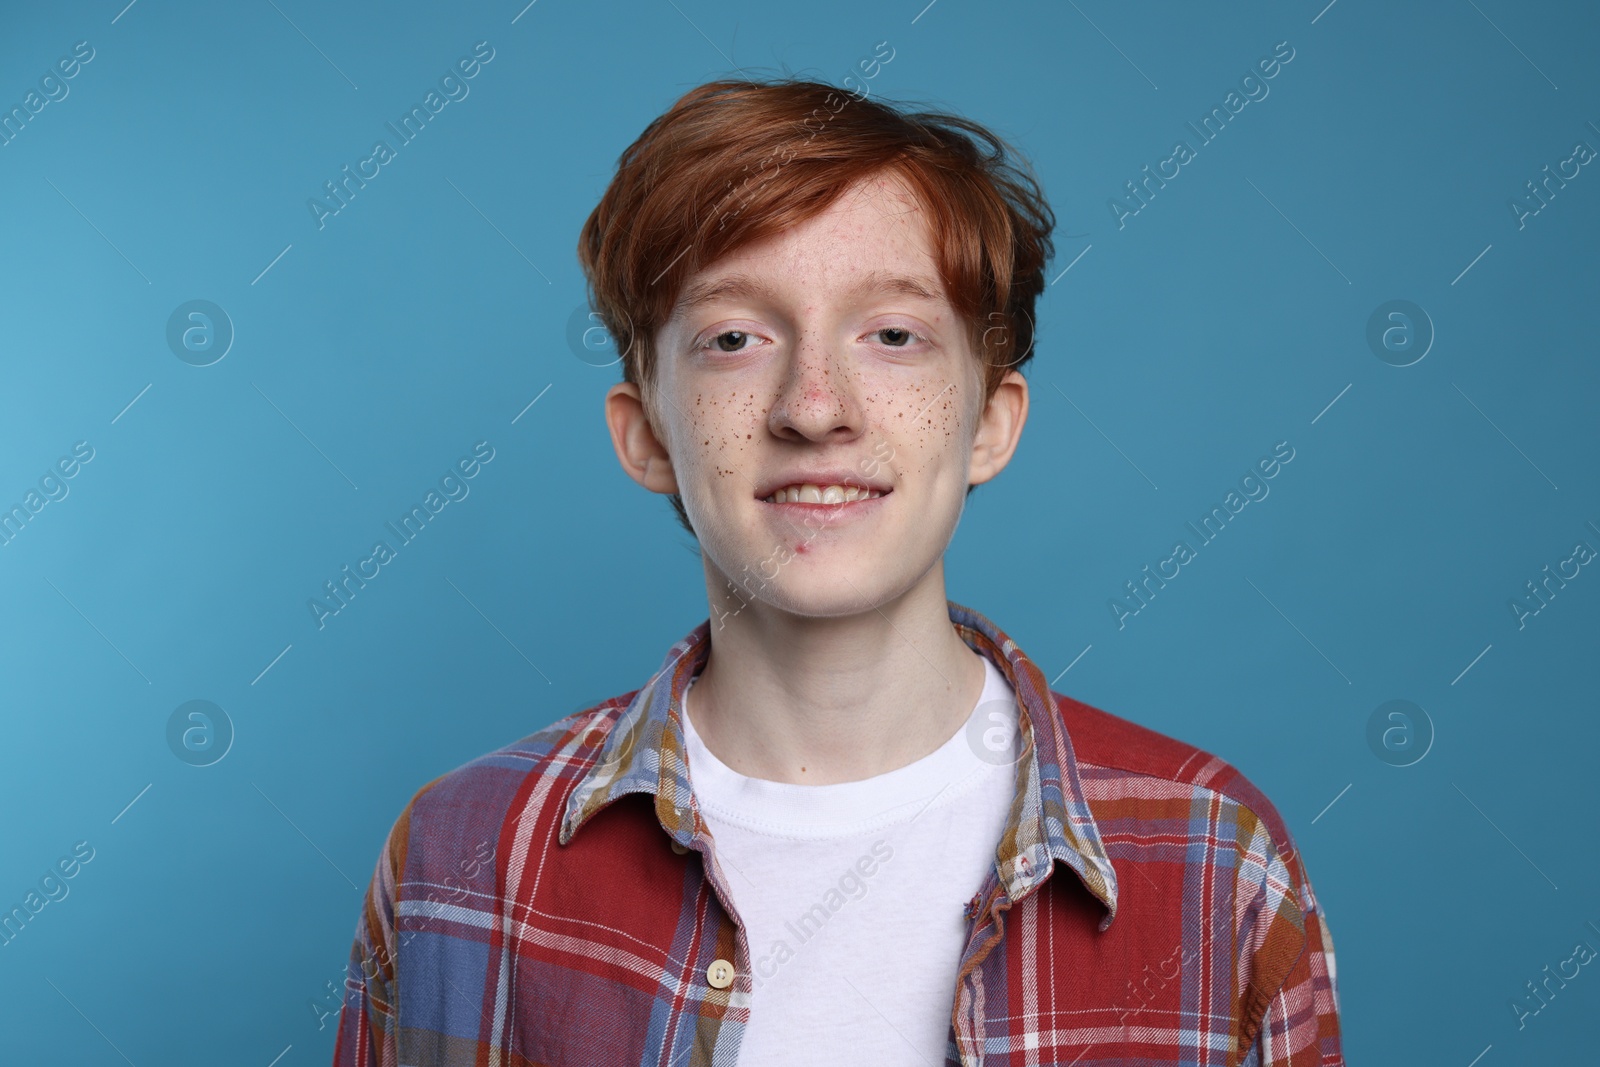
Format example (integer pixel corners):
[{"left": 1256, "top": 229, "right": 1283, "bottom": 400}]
[
  {"left": 671, "top": 839, "right": 690, "bottom": 855},
  {"left": 706, "top": 959, "right": 735, "bottom": 989}
]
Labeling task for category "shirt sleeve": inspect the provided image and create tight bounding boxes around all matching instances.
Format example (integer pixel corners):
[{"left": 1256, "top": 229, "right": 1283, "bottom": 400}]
[
  {"left": 1237, "top": 826, "right": 1344, "bottom": 1067},
  {"left": 331, "top": 812, "right": 406, "bottom": 1066}
]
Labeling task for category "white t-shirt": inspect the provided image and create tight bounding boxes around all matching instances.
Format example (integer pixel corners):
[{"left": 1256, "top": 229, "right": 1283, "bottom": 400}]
[{"left": 680, "top": 655, "right": 1020, "bottom": 1065}]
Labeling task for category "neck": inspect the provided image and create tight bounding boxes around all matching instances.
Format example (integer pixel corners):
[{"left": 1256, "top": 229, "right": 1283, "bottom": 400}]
[{"left": 687, "top": 560, "right": 987, "bottom": 784}]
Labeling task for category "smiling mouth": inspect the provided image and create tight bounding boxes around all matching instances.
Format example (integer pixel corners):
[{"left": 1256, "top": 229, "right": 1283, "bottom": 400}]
[{"left": 759, "top": 483, "right": 890, "bottom": 505}]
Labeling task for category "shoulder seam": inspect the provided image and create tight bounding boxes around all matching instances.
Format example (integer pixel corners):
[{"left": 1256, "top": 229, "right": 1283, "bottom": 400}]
[
  {"left": 1076, "top": 754, "right": 1284, "bottom": 843},
  {"left": 1053, "top": 691, "right": 1302, "bottom": 864}
]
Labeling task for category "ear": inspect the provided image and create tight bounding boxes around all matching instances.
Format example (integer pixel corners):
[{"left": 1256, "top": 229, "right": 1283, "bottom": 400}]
[
  {"left": 605, "top": 381, "right": 680, "bottom": 494},
  {"left": 601, "top": 383, "right": 675, "bottom": 495},
  {"left": 968, "top": 369, "right": 1028, "bottom": 488}
]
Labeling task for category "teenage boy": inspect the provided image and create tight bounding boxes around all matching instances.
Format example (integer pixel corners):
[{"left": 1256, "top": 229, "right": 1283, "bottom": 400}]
[{"left": 333, "top": 76, "right": 1343, "bottom": 1067}]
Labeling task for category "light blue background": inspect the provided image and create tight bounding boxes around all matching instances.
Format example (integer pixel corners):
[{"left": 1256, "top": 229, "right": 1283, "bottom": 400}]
[{"left": 1, "top": 0, "right": 1596, "bottom": 1063}]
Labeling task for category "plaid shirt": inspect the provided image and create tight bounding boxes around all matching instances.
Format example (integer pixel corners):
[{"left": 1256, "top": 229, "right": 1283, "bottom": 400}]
[{"left": 332, "top": 600, "right": 1343, "bottom": 1066}]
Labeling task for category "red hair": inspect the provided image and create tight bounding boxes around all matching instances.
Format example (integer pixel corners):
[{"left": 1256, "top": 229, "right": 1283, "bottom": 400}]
[{"left": 577, "top": 75, "right": 1056, "bottom": 535}]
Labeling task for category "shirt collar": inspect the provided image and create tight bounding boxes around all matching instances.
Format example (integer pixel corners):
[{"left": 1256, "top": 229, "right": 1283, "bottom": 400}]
[{"left": 558, "top": 598, "right": 1119, "bottom": 929}]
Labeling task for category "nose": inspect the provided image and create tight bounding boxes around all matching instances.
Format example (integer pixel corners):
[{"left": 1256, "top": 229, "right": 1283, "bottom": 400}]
[{"left": 767, "top": 333, "right": 865, "bottom": 443}]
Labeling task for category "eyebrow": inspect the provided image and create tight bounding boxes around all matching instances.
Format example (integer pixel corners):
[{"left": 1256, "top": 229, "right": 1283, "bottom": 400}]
[{"left": 672, "top": 269, "right": 945, "bottom": 317}]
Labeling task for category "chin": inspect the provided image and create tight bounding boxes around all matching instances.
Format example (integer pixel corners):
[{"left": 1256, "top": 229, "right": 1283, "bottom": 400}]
[
  {"left": 763, "top": 553, "right": 932, "bottom": 619},
  {"left": 761, "top": 587, "right": 900, "bottom": 620}
]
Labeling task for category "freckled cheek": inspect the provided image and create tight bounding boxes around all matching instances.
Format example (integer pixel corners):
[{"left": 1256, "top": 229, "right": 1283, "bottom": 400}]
[
  {"left": 871, "top": 383, "right": 967, "bottom": 479},
  {"left": 678, "top": 392, "right": 761, "bottom": 496}
]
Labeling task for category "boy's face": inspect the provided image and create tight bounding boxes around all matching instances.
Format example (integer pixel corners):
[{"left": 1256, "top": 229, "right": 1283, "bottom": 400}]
[{"left": 604, "top": 171, "right": 1028, "bottom": 619}]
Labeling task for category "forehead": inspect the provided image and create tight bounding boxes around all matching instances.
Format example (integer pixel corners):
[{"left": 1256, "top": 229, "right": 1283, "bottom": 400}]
[{"left": 667, "top": 173, "right": 946, "bottom": 320}]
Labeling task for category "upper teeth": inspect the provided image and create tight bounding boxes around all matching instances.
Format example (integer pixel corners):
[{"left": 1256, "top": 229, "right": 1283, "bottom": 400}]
[{"left": 763, "top": 483, "right": 885, "bottom": 504}]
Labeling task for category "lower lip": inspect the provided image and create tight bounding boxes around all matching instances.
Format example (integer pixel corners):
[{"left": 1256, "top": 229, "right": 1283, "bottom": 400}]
[{"left": 756, "top": 492, "right": 889, "bottom": 525}]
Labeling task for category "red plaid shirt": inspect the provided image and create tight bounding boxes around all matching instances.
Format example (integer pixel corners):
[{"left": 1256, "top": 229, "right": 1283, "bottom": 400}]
[{"left": 332, "top": 600, "right": 1343, "bottom": 1065}]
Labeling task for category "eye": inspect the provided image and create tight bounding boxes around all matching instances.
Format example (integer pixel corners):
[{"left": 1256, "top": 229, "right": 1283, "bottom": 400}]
[
  {"left": 700, "top": 329, "right": 760, "bottom": 354},
  {"left": 874, "top": 326, "right": 924, "bottom": 348}
]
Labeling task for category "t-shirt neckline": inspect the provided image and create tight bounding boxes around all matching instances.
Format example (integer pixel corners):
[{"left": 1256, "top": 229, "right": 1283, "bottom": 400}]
[{"left": 680, "top": 655, "right": 1017, "bottom": 837}]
